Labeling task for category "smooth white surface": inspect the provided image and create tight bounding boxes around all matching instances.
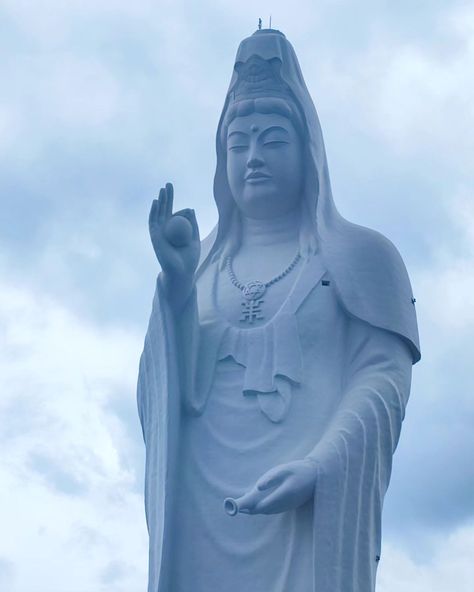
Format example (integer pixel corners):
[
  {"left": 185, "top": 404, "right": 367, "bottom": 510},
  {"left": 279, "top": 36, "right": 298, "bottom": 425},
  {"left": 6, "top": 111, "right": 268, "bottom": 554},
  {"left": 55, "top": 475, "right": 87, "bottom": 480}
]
[{"left": 138, "top": 29, "right": 419, "bottom": 592}]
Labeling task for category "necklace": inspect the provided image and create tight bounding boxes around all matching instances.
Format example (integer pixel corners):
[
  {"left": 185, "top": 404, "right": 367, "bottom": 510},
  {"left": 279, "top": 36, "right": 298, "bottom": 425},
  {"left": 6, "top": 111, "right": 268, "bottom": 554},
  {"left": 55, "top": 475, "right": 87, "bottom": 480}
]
[{"left": 225, "top": 252, "right": 301, "bottom": 324}]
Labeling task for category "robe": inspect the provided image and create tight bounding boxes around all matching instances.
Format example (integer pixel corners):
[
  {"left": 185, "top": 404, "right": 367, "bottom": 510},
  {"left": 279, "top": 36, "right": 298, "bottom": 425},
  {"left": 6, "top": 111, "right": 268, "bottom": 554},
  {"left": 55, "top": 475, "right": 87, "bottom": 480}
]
[
  {"left": 137, "top": 251, "right": 413, "bottom": 592},
  {"left": 138, "top": 27, "right": 420, "bottom": 592}
]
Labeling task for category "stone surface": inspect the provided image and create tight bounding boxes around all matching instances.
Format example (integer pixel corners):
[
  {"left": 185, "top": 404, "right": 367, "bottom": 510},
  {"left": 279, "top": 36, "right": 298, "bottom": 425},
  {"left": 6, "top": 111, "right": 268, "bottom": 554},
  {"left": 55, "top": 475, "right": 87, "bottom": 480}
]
[{"left": 138, "top": 28, "right": 420, "bottom": 592}]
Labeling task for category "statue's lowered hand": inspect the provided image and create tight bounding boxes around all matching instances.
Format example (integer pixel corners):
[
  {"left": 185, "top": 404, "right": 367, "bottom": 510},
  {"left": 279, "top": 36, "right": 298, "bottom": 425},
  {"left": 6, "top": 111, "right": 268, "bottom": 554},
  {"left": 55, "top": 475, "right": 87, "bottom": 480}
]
[
  {"left": 149, "top": 182, "right": 201, "bottom": 310},
  {"left": 224, "top": 459, "right": 318, "bottom": 516}
]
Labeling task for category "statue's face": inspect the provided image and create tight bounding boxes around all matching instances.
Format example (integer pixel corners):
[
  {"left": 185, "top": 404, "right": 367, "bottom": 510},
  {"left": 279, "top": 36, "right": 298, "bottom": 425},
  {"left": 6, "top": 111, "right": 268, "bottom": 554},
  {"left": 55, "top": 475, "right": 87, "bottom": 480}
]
[{"left": 226, "top": 112, "right": 304, "bottom": 219}]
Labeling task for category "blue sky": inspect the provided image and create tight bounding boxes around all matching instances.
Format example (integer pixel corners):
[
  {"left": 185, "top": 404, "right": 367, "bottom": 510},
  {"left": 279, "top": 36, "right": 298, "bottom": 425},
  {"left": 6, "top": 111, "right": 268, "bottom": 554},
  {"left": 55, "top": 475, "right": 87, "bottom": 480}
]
[{"left": 1, "top": 1, "right": 473, "bottom": 590}]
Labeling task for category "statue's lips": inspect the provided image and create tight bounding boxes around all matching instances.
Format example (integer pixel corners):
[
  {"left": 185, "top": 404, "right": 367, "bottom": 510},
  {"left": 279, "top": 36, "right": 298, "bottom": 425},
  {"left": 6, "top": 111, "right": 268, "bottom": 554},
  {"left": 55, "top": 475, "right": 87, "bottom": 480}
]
[{"left": 245, "top": 172, "right": 272, "bottom": 183}]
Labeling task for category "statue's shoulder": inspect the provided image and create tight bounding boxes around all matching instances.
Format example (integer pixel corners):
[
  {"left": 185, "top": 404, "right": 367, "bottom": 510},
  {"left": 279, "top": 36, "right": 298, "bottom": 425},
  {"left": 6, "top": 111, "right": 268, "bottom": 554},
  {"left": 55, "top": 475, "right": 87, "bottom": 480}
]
[
  {"left": 339, "top": 220, "right": 409, "bottom": 275},
  {"left": 323, "top": 219, "right": 420, "bottom": 362}
]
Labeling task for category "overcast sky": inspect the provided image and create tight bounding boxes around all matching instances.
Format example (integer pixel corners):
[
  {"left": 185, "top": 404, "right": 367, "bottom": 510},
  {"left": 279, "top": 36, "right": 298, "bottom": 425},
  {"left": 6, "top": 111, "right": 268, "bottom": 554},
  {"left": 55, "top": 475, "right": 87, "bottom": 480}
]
[{"left": 1, "top": 1, "right": 473, "bottom": 590}]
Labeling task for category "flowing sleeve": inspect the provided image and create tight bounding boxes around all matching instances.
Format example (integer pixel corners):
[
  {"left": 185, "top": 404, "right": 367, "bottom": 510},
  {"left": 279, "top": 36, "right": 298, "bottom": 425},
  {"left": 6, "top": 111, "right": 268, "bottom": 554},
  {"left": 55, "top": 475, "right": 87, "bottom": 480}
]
[
  {"left": 136, "top": 274, "right": 199, "bottom": 591},
  {"left": 307, "top": 317, "right": 413, "bottom": 592},
  {"left": 137, "top": 276, "right": 200, "bottom": 438}
]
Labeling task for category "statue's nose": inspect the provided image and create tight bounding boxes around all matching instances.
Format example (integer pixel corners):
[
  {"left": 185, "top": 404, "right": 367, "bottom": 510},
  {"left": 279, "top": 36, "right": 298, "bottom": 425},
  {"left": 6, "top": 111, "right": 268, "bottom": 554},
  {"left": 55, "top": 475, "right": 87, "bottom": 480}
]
[
  {"left": 247, "top": 157, "right": 263, "bottom": 169},
  {"left": 247, "top": 154, "right": 264, "bottom": 169},
  {"left": 246, "top": 139, "right": 265, "bottom": 169}
]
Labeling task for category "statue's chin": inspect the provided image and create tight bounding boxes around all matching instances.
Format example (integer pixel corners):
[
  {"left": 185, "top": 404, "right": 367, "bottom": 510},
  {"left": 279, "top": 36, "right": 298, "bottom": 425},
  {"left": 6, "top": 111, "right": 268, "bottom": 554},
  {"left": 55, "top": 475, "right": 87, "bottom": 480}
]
[{"left": 235, "top": 187, "right": 298, "bottom": 220}]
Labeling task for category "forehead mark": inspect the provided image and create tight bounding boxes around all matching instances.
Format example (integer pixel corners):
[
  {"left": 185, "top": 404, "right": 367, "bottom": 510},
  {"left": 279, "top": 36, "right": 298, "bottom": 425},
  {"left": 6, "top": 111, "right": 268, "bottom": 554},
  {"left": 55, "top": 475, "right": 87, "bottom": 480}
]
[{"left": 250, "top": 124, "right": 259, "bottom": 133}]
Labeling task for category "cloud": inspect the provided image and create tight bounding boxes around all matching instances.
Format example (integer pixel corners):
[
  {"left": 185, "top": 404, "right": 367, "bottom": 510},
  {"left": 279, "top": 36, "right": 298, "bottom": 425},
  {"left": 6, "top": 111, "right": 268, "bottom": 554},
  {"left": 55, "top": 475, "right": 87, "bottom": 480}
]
[
  {"left": 0, "top": 278, "right": 148, "bottom": 590},
  {"left": 379, "top": 524, "right": 474, "bottom": 592},
  {"left": 0, "top": 558, "right": 15, "bottom": 589},
  {"left": 1, "top": 0, "right": 473, "bottom": 588},
  {"left": 381, "top": 188, "right": 474, "bottom": 539},
  {"left": 417, "top": 192, "right": 474, "bottom": 331},
  {"left": 100, "top": 559, "right": 140, "bottom": 586}
]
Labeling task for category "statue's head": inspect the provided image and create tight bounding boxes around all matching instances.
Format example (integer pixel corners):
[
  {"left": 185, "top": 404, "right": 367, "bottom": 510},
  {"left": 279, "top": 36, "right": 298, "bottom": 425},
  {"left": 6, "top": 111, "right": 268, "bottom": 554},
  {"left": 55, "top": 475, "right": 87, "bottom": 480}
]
[
  {"left": 207, "top": 30, "right": 328, "bottom": 264},
  {"left": 223, "top": 96, "right": 305, "bottom": 220},
  {"left": 220, "top": 55, "right": 307, "bottom": 220}
]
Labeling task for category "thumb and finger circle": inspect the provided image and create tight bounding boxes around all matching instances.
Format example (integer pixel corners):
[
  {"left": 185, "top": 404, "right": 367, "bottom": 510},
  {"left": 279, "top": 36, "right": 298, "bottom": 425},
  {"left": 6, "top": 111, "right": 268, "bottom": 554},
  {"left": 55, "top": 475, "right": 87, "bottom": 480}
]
[
  {"left": 150, "top": 185, "right": 199, "bottom": 238},
  {"left": 231, "top": 486, "right": 266, "bottom": 514},
  {"left": 173, "top": 208, "right": 200, "bottom": 240},
  {"left": 228, "top": 468, "right": 291, "bottom": 515}
]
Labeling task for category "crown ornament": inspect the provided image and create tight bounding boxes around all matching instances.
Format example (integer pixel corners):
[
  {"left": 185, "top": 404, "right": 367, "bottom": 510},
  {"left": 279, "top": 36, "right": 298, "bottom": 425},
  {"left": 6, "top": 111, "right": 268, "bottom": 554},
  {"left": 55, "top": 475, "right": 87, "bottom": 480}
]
[{"left": 231, "top": 55, "right": 291, "bottom": 101}]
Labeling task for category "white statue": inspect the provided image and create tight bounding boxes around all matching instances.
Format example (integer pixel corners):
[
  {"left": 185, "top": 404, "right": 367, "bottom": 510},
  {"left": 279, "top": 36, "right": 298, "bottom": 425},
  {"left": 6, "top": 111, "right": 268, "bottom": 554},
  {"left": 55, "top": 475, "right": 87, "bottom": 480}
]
[{"left": 138, "top": 28, "right": 420, "bottom": 592}]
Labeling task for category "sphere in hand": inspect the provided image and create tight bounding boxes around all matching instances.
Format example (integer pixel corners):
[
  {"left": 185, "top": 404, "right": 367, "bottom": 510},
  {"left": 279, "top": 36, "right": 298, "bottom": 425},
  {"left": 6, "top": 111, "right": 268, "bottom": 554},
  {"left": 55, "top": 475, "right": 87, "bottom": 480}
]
[{"left": 165, "top": 215, "right": 193, "bottom": 247}]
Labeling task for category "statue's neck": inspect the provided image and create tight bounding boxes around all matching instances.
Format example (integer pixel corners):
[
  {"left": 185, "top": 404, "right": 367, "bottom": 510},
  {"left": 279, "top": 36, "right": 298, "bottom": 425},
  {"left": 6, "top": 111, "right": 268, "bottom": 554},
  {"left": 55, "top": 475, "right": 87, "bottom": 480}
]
[{"left": 240, "top": 208, "right": 300, "bottom": 247}]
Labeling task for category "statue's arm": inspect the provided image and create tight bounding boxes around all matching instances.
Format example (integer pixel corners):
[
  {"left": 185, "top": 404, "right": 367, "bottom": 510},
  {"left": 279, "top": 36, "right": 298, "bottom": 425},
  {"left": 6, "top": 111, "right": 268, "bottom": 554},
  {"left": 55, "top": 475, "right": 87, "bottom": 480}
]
[
  {"left": 137, "top": 271, "right": 200, "bottom": 444},
  {"left": 170, "top": 276, "right": 200, "bottom": 414},
  {"left": 137, "top": 182, "right": 201, "bottom": 440}
]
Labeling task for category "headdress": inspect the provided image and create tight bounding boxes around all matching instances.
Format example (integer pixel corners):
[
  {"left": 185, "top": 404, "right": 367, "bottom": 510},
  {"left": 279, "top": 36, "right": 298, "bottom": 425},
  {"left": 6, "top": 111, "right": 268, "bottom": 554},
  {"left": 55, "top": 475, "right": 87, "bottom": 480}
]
[
  {"left": 230, "top": 54, "right": 291, "bottom": 101},
  {"left": 221, "top": 34, "right": 306, "bottom": 151}
]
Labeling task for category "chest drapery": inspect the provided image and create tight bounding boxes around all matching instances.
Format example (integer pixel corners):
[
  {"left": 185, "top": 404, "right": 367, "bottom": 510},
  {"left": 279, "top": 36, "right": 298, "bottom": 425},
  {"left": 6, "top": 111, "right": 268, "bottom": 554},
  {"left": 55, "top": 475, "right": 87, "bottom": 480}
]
[{"left": 190, "top": 254, "right": 332, "bottom": 423}]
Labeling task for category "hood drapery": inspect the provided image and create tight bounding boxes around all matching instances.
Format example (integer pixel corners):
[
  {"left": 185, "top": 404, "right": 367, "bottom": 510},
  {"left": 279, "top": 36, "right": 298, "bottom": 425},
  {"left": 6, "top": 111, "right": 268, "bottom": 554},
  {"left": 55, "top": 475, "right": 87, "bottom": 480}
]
[{"left": 198, "top": 28, "right": 420, "bottom": 363}]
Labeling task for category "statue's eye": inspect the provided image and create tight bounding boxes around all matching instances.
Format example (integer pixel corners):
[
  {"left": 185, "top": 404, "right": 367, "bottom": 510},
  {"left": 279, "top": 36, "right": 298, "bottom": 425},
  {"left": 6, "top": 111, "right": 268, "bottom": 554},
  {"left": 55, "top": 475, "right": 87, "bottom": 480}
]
[
  {"left": 228, "top": 145, "right": 248, "bottom": 152},
  {"left": 263, "top": 140, "right": 288, "bottom": 148}
]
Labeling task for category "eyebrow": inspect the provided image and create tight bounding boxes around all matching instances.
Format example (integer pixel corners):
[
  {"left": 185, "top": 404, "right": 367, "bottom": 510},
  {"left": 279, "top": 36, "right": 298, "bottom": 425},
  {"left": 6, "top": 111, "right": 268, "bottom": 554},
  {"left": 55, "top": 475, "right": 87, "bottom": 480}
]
[
  {"left": 260, "top": 126, "right": 290, "bottom": 138},
  {"left": 228, "top": 130, "right": 249, "bottom": 139},
  {"left": 228, "top": 125, "right": 290, "bottom": 140}
]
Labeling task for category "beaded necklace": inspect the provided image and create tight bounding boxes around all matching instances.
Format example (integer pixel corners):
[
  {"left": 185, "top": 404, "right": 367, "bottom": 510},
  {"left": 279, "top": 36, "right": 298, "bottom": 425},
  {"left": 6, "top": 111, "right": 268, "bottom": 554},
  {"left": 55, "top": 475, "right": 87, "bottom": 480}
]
[{"left": 225, "top": 253, "right": 301, "bottom": 324}]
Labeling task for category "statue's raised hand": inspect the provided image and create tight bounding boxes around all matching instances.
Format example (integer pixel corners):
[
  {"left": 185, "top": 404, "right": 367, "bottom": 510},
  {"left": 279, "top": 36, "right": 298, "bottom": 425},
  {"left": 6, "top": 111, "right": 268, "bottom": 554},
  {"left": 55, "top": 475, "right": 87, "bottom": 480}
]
[
  {"left": 149, "top": 182, "right": 200, "bottom": 311},
  {"left": 224, "top": 459, "right": 318, "bottom": 516}
]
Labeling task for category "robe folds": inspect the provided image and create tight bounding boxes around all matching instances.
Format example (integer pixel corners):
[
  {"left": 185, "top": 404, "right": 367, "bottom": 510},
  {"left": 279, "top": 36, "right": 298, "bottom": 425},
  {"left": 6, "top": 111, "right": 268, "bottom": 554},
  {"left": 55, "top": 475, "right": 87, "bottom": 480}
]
[{"left": 138, "top": 252, "right": 415, "bottom": 592}]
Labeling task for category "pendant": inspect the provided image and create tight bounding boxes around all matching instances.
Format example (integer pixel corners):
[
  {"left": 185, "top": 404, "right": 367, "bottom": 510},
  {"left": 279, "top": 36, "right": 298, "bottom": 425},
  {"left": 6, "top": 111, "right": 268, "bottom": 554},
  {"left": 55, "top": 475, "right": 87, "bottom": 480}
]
[
  {"left": 242, "top": 280, "right": 266, "bottom": 301},
  {"left": 240, "top": 298, "right": 264, "bottom": 324},
  {"left": 239, "top": 281, "right": 266, "bottom": 324}
]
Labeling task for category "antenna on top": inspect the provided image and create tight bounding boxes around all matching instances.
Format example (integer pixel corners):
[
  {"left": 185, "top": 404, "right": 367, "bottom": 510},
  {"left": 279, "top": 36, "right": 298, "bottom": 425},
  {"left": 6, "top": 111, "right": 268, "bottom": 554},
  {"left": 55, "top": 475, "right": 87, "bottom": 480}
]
[
  {"left": 269, "top": 15, "right": 272, "bottom": 29},
  {"left": 258, "top": 17, "right": 262, "bottom": 30}
]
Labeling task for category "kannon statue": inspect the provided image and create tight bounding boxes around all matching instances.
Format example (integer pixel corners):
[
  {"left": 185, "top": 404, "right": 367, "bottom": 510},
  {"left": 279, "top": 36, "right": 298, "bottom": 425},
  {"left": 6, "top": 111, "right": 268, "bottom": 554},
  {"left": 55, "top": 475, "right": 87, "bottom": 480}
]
[{"left": 137, "top": 28, "right": 420, "bottom": 592}]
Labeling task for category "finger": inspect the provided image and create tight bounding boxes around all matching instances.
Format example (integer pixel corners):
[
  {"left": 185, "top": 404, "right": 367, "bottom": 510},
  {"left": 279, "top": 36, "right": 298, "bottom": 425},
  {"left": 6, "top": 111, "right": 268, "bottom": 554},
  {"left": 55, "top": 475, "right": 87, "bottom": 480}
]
[
  {"left": 257, "top": 466, "right": 291, "bottom": 491},
  {"left": 174, "top": 208, "right": 190, "bottom": 217},
  {"left": 157, "top": 187, "right": 166, "bottom": 222},
  {"left": 254, "top": 483, "right": 292, "bottom": 515},
  {"left": 149, "top": 199, "right": 159, "bottom": 228},
  {"left": 233, "top": 486, "right": 265, "bottom": 514},
  {"left": 165, "top": 182, "right": 174, "bottom": 218},
  {"left": 161, "top": 186, "right": 169, "bottom": 221}
]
